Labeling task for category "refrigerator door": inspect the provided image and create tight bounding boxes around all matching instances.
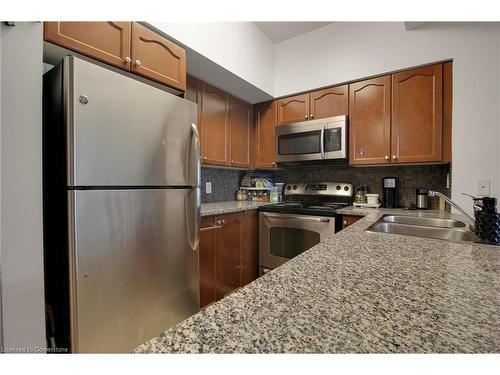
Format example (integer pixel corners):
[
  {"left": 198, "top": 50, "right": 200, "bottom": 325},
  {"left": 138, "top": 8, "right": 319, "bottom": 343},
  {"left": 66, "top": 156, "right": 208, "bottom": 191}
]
[
  {"left": 68, "top": 189, "right": 199, "bottom": 353},
  {"left": 66, "top": 56, "right": 198, "bottom": 187}
]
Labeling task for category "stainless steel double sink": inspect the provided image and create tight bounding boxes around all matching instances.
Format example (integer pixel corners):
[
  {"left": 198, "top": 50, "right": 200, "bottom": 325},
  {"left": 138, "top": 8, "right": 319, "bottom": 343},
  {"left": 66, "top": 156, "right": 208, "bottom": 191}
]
[{"left": 366, "top": 214, "right": 479, "bottom": 243}]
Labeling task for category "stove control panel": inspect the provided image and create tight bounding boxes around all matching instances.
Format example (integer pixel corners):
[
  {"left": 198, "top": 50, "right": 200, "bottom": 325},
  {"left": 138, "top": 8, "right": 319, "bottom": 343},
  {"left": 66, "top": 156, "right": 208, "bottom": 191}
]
[{"left": 284, "top": 182, "right": 353, "bottom": 197}]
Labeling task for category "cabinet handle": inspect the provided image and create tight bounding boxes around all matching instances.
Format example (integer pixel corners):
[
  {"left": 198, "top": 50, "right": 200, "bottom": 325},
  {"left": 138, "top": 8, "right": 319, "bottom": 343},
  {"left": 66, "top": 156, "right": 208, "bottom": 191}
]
[
  {"left": 384, "top": 155, "right": 390, "bottom": 160},
  {"left": 392, "top": 155, "right": 398, "bottom": 160},
  {"left": 310, "top": 114, "right": 314, "bottom": 119},
  {"left": 125, "top": 56, "right": 131, "bottom": 63},
  {"left": 305, "top": 115, "right": 308, "bottom": 120},
  {"left": 202, "top": 156, "right": 207, "bottom": 161},
  {"left": 272, "top": 161, "right": 276, "bottom": 166},
  {"left": 343, "top": 220, "right": 347, "bottom": 225},
  {"left": 135, "top": 59, "right": 141, "bottom": 66},
  {"left": 200, "top": 224, "right": 222, "bottom": 232}
]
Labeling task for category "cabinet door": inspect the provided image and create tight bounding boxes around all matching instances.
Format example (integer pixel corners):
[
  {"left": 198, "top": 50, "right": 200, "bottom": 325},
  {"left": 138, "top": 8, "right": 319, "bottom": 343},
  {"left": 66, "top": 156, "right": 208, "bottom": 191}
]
[
  {"left": 349, "top": 76, "right": 391, "bottom": 165},
  {"left": 200, "top": 216, "right": 218, "bottom": 308},
  {"left": 200, "top": 84, "right": 230, "bottom": 166},
  {"left": 186, "top": 75, "right": 203, "bottom": 125},
  {"left": 342, "top": 215, "right": 361, "bottom": 229},
  {"left": 215, "top": 212, "right": 244, "bottom": 300},
  {"left": 229, "top": 96, "right": 252, "bottom": 168},
  {"left": 277, "top": 94, "right": 309, "bottom": 125},
  {"left": 255, "top": 101, "right": 278, "bottom": 169},
  {"left": 44, "top": 22, "right": 131, "bottom": 69},
  {"left": 130, "top": 23, "right": 186, "bottom": 91},
  {"left": 392, "top": 64, "right": 442, "bottom": 163},
  {"left": 309, "top": 85, "right": 348, "bottom": 120},
  {"left": 243, "top": 210, "right": 259, "bottom": 286}
]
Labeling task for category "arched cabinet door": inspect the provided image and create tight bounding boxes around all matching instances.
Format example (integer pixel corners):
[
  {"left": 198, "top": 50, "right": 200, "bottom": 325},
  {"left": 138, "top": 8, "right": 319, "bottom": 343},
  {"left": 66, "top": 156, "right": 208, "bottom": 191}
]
[
  {"left": 44, "top": 22, "right": 131, "bottom": 69},
  {"left": 349, "top": 75, "right": 392, "bottom": 165},
  {"left": 277, "top": 94, "right": 309, "bottom": 125},
  {"left": 391, "top": 64, "right": 442, "bottom": 163},
  {"left": 131, "top": 22, "right": 186, "bottom": 91},
  {"left": 309, "top": 85, "right": 348, "bottom": 120}
]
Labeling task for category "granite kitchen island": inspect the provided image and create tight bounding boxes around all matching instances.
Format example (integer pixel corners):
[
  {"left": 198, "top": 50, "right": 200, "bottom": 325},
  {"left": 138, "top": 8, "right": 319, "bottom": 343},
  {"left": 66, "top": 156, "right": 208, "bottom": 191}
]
[{"left": 135, "top": 208, "right": 499, "bottom": 353}]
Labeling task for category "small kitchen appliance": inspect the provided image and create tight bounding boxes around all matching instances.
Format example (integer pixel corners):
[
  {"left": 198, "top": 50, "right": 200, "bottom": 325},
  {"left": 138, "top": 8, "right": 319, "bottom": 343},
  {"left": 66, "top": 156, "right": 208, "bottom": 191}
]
[
  {"left": 382, "top": 177, "right": 399, "bottom": 208},
  {"left": 416, "top": 188, "right": 429, "bottom": 209}
]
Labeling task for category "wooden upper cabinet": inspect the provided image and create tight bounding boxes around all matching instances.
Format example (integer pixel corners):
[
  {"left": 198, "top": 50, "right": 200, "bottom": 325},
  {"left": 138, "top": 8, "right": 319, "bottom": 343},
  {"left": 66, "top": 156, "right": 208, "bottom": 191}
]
[
  {"left": 131, "top": 23, "right": 186, "bottom": 91},
  {"left": 186, "top": 75, "right": 203, "bottom": 125},
  {"left": 215, "top": 212, "right": 244, "bottom": 300},
  {"left": 349, "top": 75, "right": 392, "bottom": 165},
  {"left": 229, "top": 96, "right": 252, "bottom": 168},
  {"left": 277, "top": 94, "right": 309, "bottom": 125},
  {"left": 200, "top": 84, "right": 230, "bottom": 166},
  {"left": 255, "top": 101, "right": 278, "bottom": 169},
  {"left": 442, "top": 62, "right": 452, "bottom": 163},
  {"left": 391, "top": 64, "right": 442, "bottom": 163},
  {"left": 44, "top": 22, "right": 131, "bottom": 69},
  {"left": 309, "top": 85, "right": 348, "bottom": 120}
]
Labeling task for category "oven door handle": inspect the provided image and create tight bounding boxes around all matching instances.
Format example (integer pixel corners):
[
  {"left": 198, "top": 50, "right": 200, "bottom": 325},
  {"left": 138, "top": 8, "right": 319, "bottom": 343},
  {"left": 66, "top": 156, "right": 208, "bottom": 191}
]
[
  {"left": 320, "top": 124, "right": 325, "bottom": 159},
  {"left": 262, "top": 212, "right": 330, "bottom": 223}
]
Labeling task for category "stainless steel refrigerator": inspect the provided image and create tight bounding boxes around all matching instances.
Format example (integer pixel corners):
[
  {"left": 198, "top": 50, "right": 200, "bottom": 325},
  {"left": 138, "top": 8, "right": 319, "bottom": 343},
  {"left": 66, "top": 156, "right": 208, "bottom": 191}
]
[{"left": 43, "top": 56, "right": 200, "bottom": 353}]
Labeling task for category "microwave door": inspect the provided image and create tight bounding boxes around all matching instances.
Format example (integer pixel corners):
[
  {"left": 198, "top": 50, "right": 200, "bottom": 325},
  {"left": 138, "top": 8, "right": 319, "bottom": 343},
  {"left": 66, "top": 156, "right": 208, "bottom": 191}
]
[
  {"left": 276, "top": 123, "right": 324, "bottom": 162},
  {"left": 323, "top": 122, "right": 347, "bottom": 160}
]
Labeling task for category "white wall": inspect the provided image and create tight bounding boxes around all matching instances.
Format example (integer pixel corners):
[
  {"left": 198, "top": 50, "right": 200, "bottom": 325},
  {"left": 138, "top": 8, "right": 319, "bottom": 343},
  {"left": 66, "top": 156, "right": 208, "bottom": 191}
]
[
  {"left": 0, "top": 22, "right": 46, "bottom": 352},
  {"left": 274, "top": 22, "right": 500, "bottom": 212},
  {"left": 148, "top": 22, "right": 275, "bottom": 96}
]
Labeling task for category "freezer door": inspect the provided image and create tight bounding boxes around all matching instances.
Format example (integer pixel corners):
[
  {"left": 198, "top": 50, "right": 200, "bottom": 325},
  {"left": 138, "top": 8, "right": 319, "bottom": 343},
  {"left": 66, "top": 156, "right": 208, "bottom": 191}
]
[
  {"left": 66, "top": 56, "right": 198, "bottom": 187},
  {"left": 68, "top": 189, "right": 199, "bottom": 353}
]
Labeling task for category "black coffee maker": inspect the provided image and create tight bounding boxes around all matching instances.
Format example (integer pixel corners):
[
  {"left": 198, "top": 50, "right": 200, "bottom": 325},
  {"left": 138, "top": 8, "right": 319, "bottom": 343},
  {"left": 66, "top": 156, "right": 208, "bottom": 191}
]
[{"left": 382, "top": 177, "right": 399, "bottom": 208}]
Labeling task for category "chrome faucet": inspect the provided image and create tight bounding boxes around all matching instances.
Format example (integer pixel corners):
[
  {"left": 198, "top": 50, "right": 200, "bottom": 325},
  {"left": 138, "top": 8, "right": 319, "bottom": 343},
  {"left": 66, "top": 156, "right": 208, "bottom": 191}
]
[{"left": 428, "top": 191, "right": 475, "bottom": 222}]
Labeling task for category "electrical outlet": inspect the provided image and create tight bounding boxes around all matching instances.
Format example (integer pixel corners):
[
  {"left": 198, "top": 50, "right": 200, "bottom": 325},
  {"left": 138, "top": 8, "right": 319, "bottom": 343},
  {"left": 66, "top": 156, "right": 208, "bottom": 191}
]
[
  {"left": 205, "top": 182, "right": 212, "bottom": 194},
  {"left": 477, "top": 180, "right": 490, "bottom": 196}
]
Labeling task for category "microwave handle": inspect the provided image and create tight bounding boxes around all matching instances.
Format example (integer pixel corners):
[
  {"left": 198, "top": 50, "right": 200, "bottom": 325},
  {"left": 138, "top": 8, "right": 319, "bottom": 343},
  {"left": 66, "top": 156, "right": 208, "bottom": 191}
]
[{"left": 320, "top": 124, "right": 325, "bottom": 159}]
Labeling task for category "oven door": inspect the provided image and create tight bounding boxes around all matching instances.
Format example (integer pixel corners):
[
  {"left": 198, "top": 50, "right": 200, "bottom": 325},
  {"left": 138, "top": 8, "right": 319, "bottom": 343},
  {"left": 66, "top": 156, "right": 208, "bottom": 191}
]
[{"left": 259, "top": 212, "right": 335, "bottom": 270}]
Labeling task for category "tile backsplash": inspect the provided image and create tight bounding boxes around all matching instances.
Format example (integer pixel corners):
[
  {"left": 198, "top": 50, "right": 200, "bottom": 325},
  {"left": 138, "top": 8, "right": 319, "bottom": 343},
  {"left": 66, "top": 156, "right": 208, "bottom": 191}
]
[
  {"left": 272, "top": 164, "right": 451, "bottom": 209},
  {"left": 201, "top": 167, "right": 241, "bottom": 203},
  {"left": 201, "top": 164, "right": 451, "bottom": 209}
]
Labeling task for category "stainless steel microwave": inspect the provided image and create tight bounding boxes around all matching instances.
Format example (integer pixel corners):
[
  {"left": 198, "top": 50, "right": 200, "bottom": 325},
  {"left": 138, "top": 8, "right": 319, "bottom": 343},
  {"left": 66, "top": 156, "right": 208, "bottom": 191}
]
[{"left": 275, "top": 115, "right": 347, "bottom": 163}]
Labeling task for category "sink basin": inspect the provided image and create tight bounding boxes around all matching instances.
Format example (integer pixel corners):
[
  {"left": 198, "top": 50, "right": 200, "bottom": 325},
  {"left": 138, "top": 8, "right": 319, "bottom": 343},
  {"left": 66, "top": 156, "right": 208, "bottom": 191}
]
[
  {"left": 366, "top": 214, "right": 478, "bottom": 243},
  {"left": 382, "top": 215, "right": 466, "bottom": 228}
]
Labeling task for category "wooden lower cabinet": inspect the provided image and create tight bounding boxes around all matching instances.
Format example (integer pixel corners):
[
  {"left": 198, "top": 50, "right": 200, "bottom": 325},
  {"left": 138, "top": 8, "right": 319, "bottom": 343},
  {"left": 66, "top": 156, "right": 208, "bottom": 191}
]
[
  {"left": 215, "top": 212, "right": 245, "bottom": 300},
  {"left": 342, "top": 215, "right": 361, "bottom": 229},
  {"left": 199, "top": 216, "right": 218, "bottom": 308},
  {"left": 243, "top": 210, "right": 259, "bottom": 285},
  {"left": 199, "top": 211, "right": 259, "bottom": 308}
]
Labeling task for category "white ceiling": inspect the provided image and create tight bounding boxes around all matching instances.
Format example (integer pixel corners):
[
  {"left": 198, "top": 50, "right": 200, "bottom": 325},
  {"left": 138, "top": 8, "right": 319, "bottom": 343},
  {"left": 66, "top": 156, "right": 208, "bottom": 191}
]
[{"left": 253, "top": 22, "right": 333, "bottom": 43}]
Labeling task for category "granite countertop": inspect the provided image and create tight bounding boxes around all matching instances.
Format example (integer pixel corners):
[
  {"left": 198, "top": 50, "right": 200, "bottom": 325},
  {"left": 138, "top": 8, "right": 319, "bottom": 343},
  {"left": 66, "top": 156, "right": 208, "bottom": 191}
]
[
  {"left": 201, "top": 200, "right": 269, "bottom": 216},
  {"left": 135, "top": 208, "right": 499, "bottom": 353}
]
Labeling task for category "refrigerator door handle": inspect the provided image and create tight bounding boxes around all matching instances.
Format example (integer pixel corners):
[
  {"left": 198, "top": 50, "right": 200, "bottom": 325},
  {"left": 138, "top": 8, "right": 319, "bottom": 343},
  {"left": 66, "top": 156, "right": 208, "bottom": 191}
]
[
  {"left": 191, "top": 123, "right": 201, "bottom": 188},
  {"left": 188, "top": 123, "right": 201, "bottom": 251}
]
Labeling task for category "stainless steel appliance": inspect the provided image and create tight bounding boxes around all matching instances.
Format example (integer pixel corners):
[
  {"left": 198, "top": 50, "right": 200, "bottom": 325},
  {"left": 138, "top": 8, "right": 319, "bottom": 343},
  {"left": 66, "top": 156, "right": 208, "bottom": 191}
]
[
  {"left": 416, "top": 188, "right": 429, "bottom": 209},
  {"left": 275, "top": 115, "right": 347, "bottom": 163},
  {"left": 42, "top": 56, "right": 200, "bottom": 353},
  {"left": 258, "top": 182, "right": 353, "bottom": 273}
]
